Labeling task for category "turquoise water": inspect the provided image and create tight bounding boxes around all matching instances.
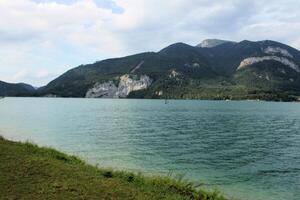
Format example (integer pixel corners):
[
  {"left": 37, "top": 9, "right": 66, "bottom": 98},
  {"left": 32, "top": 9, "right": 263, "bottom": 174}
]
[{"left": 0, "top": 98, "right": 300, "bottom": 200}]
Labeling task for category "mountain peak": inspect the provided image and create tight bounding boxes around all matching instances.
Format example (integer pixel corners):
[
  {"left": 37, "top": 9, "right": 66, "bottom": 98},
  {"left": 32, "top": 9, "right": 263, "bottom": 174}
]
[
  {"left": 159, "top": 42, "right": 196, "bottom": 55},
  {"left": 197, "top": 39, "right": 236, "bottom": 48}
]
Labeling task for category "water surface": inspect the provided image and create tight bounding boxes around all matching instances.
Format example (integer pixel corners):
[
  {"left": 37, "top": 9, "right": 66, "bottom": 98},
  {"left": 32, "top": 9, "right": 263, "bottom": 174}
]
[{"left": 0, "top": 98, "right": 300, "bottom": 200}]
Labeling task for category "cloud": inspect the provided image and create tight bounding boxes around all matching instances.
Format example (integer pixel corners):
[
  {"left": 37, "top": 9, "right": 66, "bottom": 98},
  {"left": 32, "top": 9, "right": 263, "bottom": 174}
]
[
  {"left": 11, "top": 69, "right": 30, "bottom": 82},
  {"left": 0, "top": 0, "right": 300, "bottom": 86},
  {"left": 0, "top": 67, "right": 60, "bottom": 86}
]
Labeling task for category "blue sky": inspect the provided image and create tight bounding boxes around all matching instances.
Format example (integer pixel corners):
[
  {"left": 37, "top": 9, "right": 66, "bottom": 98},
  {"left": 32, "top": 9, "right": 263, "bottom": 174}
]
[
  {"left": 31, "top": 0, "right": 124, "bottom": 13},
  {"left": 1, "top": 0, "right": 300, "bottom": 86}
]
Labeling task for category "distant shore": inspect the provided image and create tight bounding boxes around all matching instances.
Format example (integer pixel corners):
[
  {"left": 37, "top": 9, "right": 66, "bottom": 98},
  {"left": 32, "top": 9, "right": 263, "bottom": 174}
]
[{"left": 1, "top": 95, "right": 300, "bottom": 102}]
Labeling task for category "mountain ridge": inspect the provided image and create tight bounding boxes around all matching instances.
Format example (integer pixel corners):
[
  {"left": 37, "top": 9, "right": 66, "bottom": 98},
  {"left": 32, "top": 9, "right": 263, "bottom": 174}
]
[
  {"left": 2, "top": 39, "right": 300, "bottom": 101},
  {"left": 0, "top": 81, "right": 36, "bottom": 96}
]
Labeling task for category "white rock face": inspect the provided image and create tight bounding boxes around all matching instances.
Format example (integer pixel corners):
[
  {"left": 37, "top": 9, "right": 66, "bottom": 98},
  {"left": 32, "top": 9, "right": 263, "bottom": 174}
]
[
  {"left": 197, "top": 39, "right": 236, "bottom": 48},
  {"left": 264, "top": 46, "right": 293, "bottom": 58},
  {"left": 169, "top": 70, "right": 179, "bottom": 78},
  {"left": 155, "top": 90, "right": 163, "bottom": 96},
  {"left": 237, "top": 56, "right": 300, "bottom": 72},
  {"left": 85, "top": 74, "right": 152, "bottom": 98},
  {"left": 117, "top": 75, "right": 152, "bottom": 97},
  {"left": 192, "top": 63, "right": 200, "bottom": 67},
  {"left": 279, "top": 68, "right": 286, "bottom": 74},
  {"left": 85, "top": 81, "right": 118, "bottom": 98}
]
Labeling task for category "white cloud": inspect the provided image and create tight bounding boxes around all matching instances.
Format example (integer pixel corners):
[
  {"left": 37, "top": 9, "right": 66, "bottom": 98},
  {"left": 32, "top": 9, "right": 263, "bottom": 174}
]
[
  {"left": 36, "top": 69, "right": 51, "bottom": 78},
  {"left": 0, "top": 0, "right": 300, "bottom": 86},
  {"left": 11, "top": 69, "right": 30, "bottom": 82}
]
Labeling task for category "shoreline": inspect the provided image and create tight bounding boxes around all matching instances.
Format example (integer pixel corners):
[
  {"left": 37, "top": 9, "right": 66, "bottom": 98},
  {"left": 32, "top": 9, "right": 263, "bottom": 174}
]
[
  {"left": 0, "top": 136, "right": 228, "bottom": 200},
  {"left": 1, "top": 96, "right": 300, "bottom": 103}
]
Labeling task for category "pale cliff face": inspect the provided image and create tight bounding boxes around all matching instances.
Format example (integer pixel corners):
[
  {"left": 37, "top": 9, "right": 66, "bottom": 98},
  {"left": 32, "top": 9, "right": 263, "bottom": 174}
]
[
  {"left": 197, "top": 39, "right": 236, "bottom": 48},
  {"left": 237, "top": 46, "right": 299, "bottom": 72},
  {"left": 117, "top": 75, "right": 152, "bottom": 97},
  {"left": 85, "top": 75, "right": 152, "bottom": 98},
  {"left": 237, "top": 56, "right": 300, "bottom": 72},
  {"left": 263, "top": 46, "right": 293, "bottom": 58},
  {"left": 85, "top": 81, "right": 118, "bottom": 98},
  {"left": 169, "top": 70, "right": 179, "bottom": 78}
]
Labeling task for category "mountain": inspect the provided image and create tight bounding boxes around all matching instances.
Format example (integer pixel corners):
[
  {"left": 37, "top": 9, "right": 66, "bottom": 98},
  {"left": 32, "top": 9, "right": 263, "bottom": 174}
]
[
  {"left": 197, "top": 39, "right": 236, "bottom": 48},
  {"left": 0, "top": 81, "right": 36, "bottom": 96},
  {"left": 33, "top": 39, "right": 300, "bottom": 101}
]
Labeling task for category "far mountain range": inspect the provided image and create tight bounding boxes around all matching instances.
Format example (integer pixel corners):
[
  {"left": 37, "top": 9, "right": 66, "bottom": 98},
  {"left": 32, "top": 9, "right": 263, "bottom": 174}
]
[{"left": 1, "top": 39, "right": 300, "bottom": 101}]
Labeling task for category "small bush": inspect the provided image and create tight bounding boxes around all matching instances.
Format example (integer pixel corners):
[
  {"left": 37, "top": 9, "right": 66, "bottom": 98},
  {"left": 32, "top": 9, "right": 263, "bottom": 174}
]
[
  {"left": 127, "top": 174, "right": 135, "bottom": 183},
  {"left": 102, "top": 170, "right": 113, "bottom": 178},
  {"left": 54, "top": 154, "right": 69, "bottom": 162}
]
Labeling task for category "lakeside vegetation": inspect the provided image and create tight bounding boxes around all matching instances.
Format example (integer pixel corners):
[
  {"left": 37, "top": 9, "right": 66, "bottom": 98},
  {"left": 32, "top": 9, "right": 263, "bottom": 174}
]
[{"left": 0, "top": 136, "right": 227, "bottom": 200}]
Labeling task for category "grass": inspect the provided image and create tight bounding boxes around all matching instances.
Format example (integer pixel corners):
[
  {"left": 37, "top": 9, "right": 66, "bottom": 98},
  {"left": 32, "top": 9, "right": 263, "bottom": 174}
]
[{"left": 0, "top": 136, "right": 227, "bottom": 200}]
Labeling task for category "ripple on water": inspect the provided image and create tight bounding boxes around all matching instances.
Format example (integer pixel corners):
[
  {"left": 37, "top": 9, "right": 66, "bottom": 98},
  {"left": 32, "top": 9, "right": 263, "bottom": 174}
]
[{"left": 0, "top": 98, "right": 300, "bottom": 200}]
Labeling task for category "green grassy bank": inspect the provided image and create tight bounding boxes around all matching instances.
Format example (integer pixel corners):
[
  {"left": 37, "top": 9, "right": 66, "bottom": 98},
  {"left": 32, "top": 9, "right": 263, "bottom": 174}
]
[{"left": 0, "top": 136, "right": 227, "bottom": 200}]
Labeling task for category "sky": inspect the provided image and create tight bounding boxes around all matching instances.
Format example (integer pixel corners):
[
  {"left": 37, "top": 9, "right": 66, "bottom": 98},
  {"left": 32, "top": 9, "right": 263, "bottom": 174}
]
[{"left": 1, "top": 0, "right": 300, "bottom": 86}]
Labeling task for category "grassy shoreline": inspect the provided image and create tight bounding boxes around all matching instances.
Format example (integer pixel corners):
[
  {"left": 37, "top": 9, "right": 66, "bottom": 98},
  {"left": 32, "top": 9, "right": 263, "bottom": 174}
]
[{"left": 0, "top": 136, "right": 227, "bottom": 200}]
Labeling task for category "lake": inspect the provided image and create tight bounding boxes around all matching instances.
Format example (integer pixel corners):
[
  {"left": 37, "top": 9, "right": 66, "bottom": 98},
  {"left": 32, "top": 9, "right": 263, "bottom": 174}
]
[{"left": 0, "top": 98, "right": 299, "bottom": 200}]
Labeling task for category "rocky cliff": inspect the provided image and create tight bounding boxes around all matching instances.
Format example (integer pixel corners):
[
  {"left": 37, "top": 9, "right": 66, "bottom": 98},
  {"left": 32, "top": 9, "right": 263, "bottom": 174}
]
[
  {"left": 35, "top": 39, "right": 300, "bottom": 101},
  {"left": 86, "top": 74, "right": 152, "bottom": 98}
]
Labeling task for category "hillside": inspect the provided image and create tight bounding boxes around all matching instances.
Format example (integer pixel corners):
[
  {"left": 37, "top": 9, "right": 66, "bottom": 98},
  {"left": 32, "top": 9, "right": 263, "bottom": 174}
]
[
  {"left": 0, "top": 81, "right": 35, "bottom": 96},
  {"left": 36, "top": 39, "right": 300, "bottom": 101},
  {"left": 3, "top": 39, "right": 300, "bottom": 101},
  {"left": 0, "top": 137, "right": 226, "bottom": 200}
]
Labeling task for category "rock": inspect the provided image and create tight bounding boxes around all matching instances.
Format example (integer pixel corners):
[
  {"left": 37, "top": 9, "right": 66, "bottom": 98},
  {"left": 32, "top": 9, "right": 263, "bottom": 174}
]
[
  {"left": 169, "top": 70, "right": 179, "bottom": 78},
  {"left": 117, "top": 75, "right": 152, "bottom": 97},
  {"left": 85, "top": 81, "right": 118, "bottom": 98},
  {"left": 155, "top": 90, "right": 163, "bottom": 96},
  {"left": 263, "top": 46, "right": 293, "bottom": 58},
  {"left": 192, "top": 63, "right": 200, "bottom": 68},
  {"left": 237, "top": 56, "right": 300, "bottom": 72},
  {"left": 279, "top": 68, "right": 286, "bottom": 74},
  {"left": 197, "top": 39, "right": 236, "bottom": 48},
  {"left": 86, "top": 75, "right": 152, "bottom": 98}
]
